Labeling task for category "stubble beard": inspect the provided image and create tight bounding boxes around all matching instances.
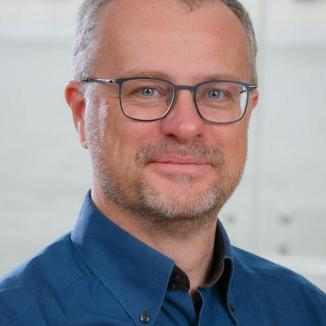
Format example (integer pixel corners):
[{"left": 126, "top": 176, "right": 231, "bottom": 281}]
[{"left": 91, "top": 140, "right": 245, "bottom": 236}]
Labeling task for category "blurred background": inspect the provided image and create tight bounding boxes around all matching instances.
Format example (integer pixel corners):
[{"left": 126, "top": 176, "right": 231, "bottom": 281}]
[{"left": 0, "top": 0, "right": 325, "bottom": 290}]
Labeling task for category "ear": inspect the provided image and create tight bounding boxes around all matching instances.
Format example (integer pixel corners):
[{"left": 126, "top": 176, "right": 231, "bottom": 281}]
[
  {"left": 65, "top": 81, "right": 88, "bottom": 149},
  {"left": 248, "top": 89, "right": 259, "bottom": 114}
]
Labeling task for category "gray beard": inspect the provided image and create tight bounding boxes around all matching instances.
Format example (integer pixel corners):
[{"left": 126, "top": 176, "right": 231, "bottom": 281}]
[
  {"left": 102, "top": 170, "right": 221, "bottom": 220},
  {"left": 92, "top": 141, "right": 243, "bottom": 235}
]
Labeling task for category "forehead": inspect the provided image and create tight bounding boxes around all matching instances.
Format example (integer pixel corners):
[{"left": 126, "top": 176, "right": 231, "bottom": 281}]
[{"left": 94, "top": 0, "right": 251, "bottom": 82}]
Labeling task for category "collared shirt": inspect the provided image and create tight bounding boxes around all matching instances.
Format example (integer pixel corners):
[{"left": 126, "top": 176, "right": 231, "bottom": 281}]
[{"left": 0, "top": 192, "right": 325, "bottom": 325}]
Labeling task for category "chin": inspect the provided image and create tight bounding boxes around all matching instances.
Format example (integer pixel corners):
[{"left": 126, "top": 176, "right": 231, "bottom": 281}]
[{"left": 137, "top": 178, "right": 221, "bottom": 220}]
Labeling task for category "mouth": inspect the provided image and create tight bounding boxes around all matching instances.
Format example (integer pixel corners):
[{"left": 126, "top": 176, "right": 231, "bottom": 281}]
[{"left": 147, "top": 156, "right": 213, "bottom": 175}]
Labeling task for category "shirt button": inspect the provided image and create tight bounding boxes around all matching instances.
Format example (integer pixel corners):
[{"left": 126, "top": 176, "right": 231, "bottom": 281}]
[{"left": 139, "top": 311, "right": 151, "bottom": 324}]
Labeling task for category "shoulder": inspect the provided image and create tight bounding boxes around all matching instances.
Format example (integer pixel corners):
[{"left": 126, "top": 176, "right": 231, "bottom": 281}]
[
  {"left": 232, "top": 246, "right": 323, "bottom": 290},
  {"left": 231, "top": 246, "right": 326, "bottom": 316},
  {"left": 0, "top": 234, "right": 91, "bottom": 325}
]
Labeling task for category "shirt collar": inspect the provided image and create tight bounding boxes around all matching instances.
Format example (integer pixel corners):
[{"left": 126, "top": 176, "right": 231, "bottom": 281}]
[
  {"left": 216, "top": 219, "right": 236, "bottom": 321},
  {"left": 71, "top": 192, "right": 175, "bottom": 325},
  {"left": 167, "top": 218, "right": 230, "bottom": 291},
  {"left": 71, "top": 191, "right": 235, "bottom": 323}
]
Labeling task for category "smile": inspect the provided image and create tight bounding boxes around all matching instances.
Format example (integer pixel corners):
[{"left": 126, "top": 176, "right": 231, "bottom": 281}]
[{"left": 148, "top": 156, "right": 212, "bottom": 174}]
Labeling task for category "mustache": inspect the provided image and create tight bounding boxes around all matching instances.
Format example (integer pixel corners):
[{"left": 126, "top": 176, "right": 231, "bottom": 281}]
[{"left": 135, "top": 141, "right": 224, "bottom": 167}]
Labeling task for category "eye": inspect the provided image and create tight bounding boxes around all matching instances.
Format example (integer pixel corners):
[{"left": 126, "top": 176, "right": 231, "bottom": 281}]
[
  {"left": 141, "top": 88, "right": 156, "bottom": 96},
  {"left": 207, "top": 88, "right": 224, "bottom": 100}
]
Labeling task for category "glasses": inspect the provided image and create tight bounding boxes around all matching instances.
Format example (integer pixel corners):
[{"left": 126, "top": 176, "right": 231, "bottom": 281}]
[{"left": 81, "top": 76, "right": 257, "bottom": 124}]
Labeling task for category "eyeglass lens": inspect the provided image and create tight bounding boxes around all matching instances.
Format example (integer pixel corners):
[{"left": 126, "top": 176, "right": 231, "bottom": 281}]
[{"left": 120, "top": 78, "right": 248, "bottom": 123}]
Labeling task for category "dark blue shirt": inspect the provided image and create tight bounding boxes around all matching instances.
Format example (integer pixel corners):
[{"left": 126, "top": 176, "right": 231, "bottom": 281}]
[{"left": 1, "top": 192, "right": 325, "bottom": 325}]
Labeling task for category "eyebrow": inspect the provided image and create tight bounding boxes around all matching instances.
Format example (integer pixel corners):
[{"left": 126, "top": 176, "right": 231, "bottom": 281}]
[{"left": 115, "top": 70, "right": 246, "bottom": 83}]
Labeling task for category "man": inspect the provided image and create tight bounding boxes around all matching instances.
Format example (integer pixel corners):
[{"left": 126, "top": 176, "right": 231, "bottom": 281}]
[{"left": 0, "top": 0, "right": 325, "bottom": 325}]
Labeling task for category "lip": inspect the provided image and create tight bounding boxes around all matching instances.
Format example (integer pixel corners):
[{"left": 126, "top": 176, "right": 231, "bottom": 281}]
[{"left": 147, "top": 156, "right": 212, "bottom": 174}]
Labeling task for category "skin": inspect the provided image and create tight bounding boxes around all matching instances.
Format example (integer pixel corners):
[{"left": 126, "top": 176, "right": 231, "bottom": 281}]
[{"left": 65, "top": 0, "right": 258, "bottom": 294}]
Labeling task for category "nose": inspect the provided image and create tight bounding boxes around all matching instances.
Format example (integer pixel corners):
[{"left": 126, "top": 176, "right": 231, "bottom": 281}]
[{"left": 159, "top": 89, "right": 205, "bottom": 143}]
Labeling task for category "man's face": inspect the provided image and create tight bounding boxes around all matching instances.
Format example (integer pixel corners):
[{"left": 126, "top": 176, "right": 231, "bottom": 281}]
[{"left": 82, "top": 0, "right": 258, "bottom": 224}]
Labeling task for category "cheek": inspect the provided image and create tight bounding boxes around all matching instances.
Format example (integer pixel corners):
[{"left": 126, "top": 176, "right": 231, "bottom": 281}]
[
  {"left": 104, "top": 112, "right": 126, "bottom": 166},
  {"left": 215, "top": 124, "right": 249, "bottom": 168},
  {"left": 104, "top": 110, "right": 156, "bottom": 168}
]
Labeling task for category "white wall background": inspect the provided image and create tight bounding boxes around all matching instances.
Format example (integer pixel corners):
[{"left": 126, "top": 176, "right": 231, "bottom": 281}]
[{"left": 1, "top": 0, "right": 326, "bottom": 290}]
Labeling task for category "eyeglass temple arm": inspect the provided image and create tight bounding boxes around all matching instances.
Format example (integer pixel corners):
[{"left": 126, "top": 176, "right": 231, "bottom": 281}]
[
  {"left": 80, "top": 77, "right": 117, "bottom": 85},
  {"left": 248, "top": 85, "right": 257, "bottom": 91}
]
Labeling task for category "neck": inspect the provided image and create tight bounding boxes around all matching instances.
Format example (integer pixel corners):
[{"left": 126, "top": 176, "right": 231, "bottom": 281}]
[
  {"left": 92, "top": 187, "right": 218, "bottom": 292},
  {"left": 150, "top": 226, "right": 217, "bottom": 293}
]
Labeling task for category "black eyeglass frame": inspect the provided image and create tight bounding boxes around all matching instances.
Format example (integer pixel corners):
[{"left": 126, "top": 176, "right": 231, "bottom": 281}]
[{"left": 81, "top": 76, "right": 257, "bottom": 124}]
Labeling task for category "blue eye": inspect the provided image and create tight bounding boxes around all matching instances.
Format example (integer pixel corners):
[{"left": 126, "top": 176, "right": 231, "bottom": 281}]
[
  {"left": 207, "top": 88, "right": 224, "bottom": 100},
  {"left": 141, "top": 88, "right": 156, "bottom": 96}
]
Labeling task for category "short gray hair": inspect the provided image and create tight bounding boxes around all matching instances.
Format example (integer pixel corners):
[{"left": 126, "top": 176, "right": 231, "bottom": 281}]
[{"left": 72, "top": 0, "right": 257, "bottom": 83}]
